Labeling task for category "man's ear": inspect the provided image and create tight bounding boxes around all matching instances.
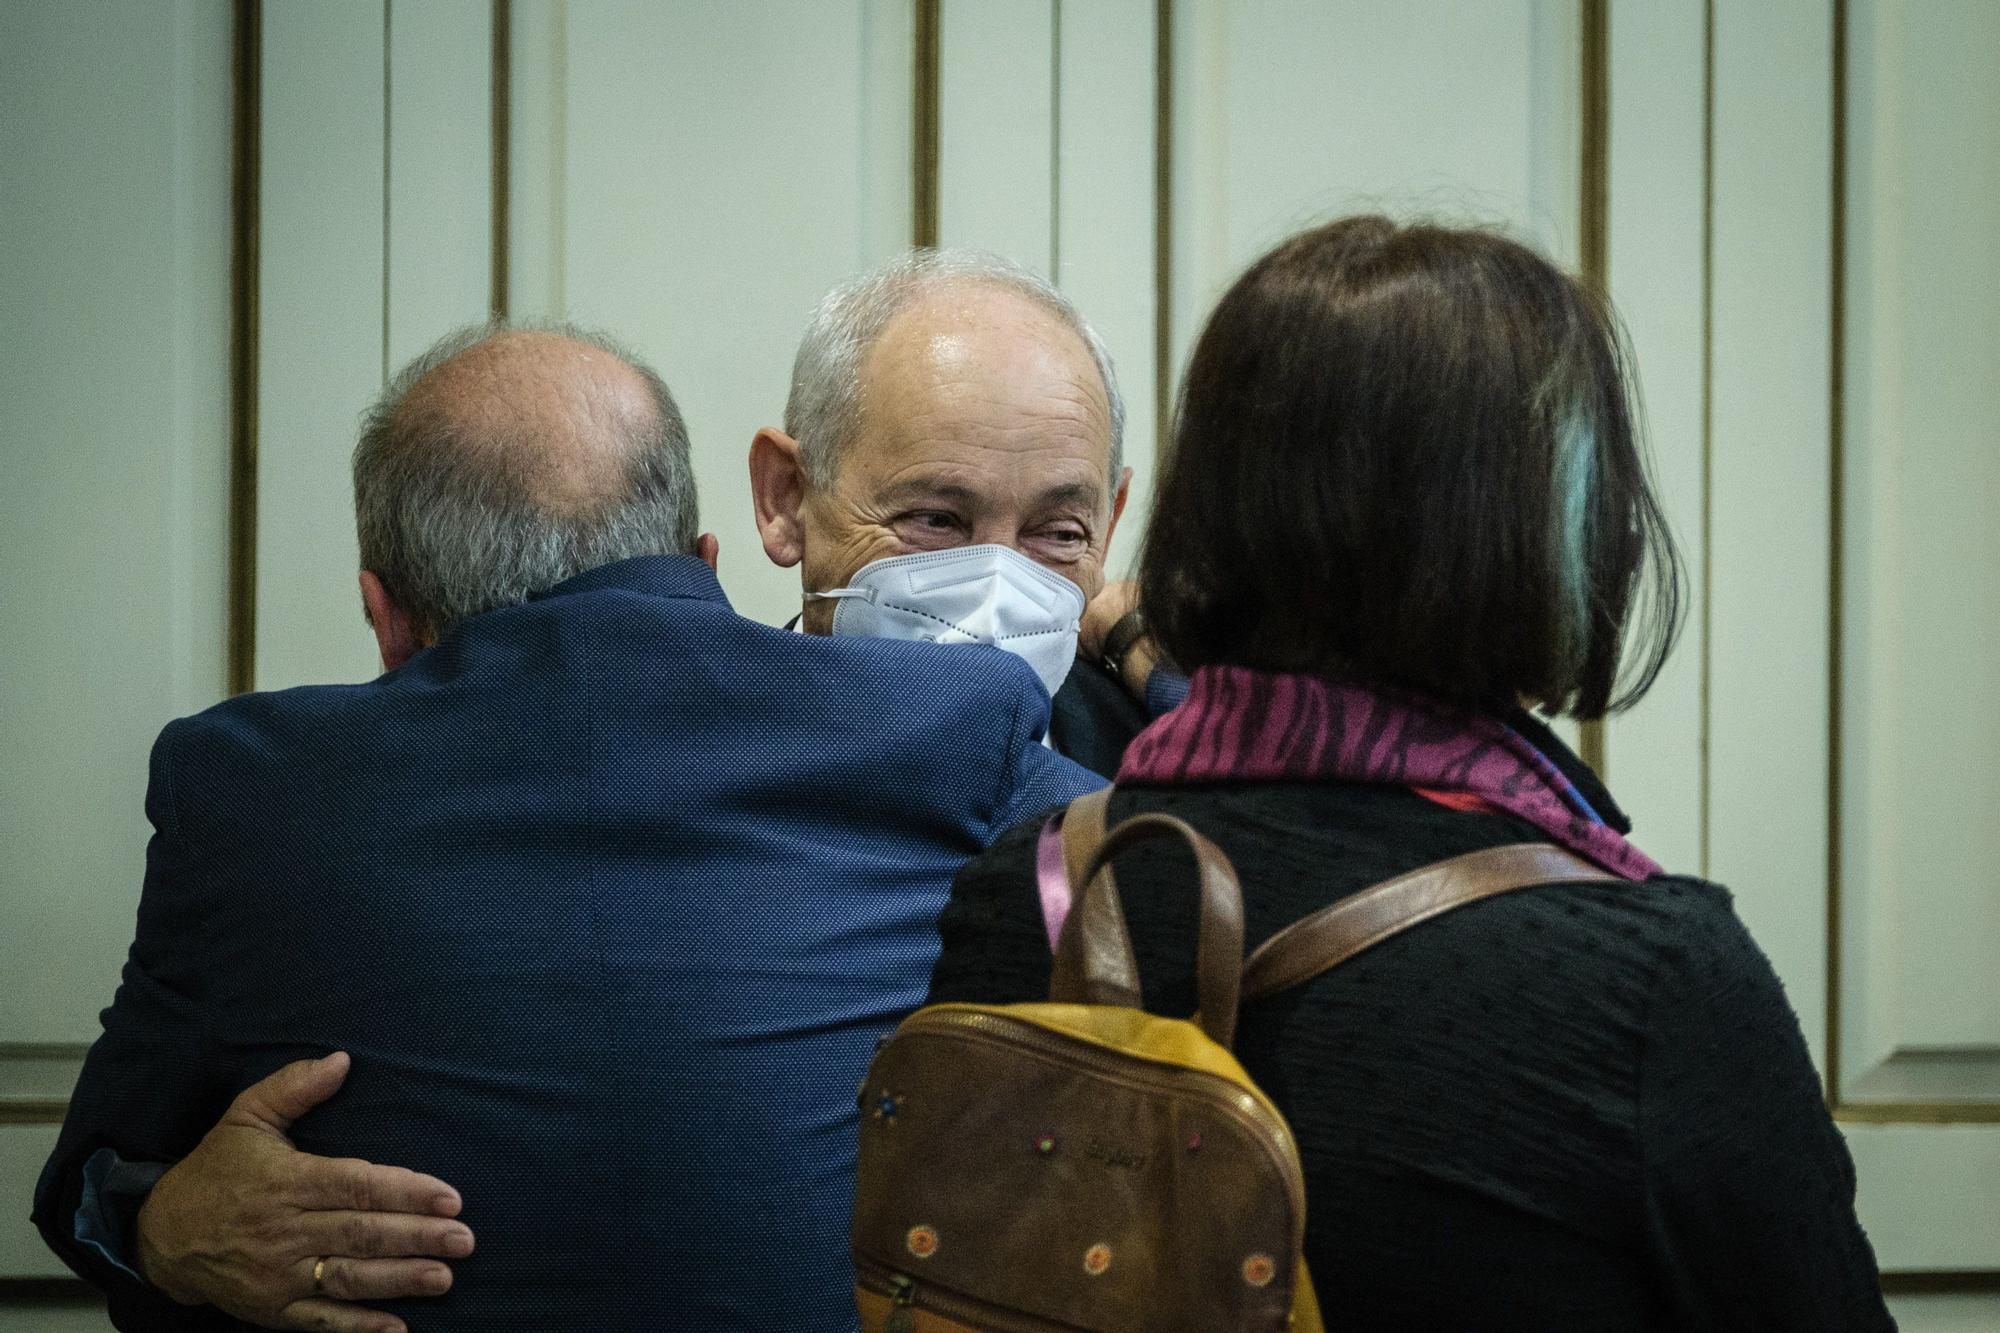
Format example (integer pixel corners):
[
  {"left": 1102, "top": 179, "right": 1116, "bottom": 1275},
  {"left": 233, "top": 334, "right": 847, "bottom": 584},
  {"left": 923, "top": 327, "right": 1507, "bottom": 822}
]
[
  {"left": 694, "top": 532, "right": 720, "bottom": 572},
  {"left": 748, "top": 428, "right": 809, "bottom": 569},
  {"left": 1103, "top": 465, "right": 1134, "bottom": 550},
  {"left": 358, "top": 571, "right": 423, "bottom": 671}
]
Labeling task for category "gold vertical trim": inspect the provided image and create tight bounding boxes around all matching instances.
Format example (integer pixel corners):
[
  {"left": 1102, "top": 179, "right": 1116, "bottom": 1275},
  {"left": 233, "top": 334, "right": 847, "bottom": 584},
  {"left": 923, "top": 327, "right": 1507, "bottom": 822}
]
[
  {"left": 1153, "top": 0, "right": 1173, "bottom": 465},
  {"left": 491, "top": 0, "right": 511, "bottom": 320},
  {"left": 381, "top": 0, "right": 393, "bottom": 384},
  {"left": 227, "top": 0, "right": 262, "bottom": 698},
  {"left": 1577, "top": 0, "right": 1610, "bottom": 289},
  {"left": 1577, "top": 0, "right": 1609, "bottom": 775},
  {"left": 912, "top": 0, "right": 940, "bottom": 247},
  {"left": 1824, "top": 0, "right": 1848, "bottom": 1112},
  {"left": 1698, "top": 0, "right": 1716, "bottom": 881}
]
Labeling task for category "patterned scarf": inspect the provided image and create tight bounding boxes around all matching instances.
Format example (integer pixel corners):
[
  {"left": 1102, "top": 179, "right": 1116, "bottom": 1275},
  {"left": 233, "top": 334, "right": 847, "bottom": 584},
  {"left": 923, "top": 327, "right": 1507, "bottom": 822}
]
[{"left": 1116, "top": 665, "right": 1660, "bottom": 880}]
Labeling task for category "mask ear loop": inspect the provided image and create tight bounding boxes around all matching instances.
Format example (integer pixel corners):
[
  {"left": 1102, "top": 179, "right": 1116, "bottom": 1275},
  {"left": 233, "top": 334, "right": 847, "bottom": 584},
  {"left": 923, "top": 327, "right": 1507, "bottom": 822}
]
[{"left": 803, "top": 587, "right": 876, "bottom": 605}]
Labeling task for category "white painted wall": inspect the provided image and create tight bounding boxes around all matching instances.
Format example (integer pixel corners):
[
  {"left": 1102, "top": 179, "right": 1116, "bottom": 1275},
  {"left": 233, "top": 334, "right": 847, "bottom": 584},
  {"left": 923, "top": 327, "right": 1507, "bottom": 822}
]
[{"left": 0, "top": 0, "right": 233, "bottom": 1277}]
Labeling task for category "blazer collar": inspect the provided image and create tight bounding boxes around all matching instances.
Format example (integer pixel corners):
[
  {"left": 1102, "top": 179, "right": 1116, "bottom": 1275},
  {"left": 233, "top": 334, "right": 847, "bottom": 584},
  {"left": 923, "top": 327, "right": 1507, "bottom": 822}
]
[{"left": 530, "top": 555, "right": 731, "bottom": 607}]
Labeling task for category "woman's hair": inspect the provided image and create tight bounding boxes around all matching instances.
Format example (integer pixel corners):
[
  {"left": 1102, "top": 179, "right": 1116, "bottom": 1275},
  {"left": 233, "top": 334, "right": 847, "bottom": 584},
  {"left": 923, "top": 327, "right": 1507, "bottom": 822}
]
[{"left": 1139, "top": 215, "right": 1682, "bottom": 719}]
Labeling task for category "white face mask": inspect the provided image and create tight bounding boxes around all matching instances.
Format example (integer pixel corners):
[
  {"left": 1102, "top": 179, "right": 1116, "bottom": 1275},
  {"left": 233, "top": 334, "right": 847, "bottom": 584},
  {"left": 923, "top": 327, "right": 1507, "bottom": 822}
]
[{"left": 807, "top": 544, "right": 1087, "bottom": 698}]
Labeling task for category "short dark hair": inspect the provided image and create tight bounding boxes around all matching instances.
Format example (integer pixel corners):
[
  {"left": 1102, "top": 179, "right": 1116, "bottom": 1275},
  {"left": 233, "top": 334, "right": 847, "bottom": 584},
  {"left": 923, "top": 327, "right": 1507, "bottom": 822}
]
[
  {"left": 353, "top": 321, "right": 700, "bottom": 640},
  {"left": 1139, "top": 216, "right": 1682, "bottom": 719}
]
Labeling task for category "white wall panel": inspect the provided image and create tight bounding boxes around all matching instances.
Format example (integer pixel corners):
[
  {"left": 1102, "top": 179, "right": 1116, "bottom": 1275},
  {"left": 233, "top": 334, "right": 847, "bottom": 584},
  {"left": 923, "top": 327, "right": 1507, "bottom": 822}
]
[
  {"left": 1848, "top": 1123, "right": 2000, "bottom": 1270},
  {"left": 0, "top": 0, "right": 232, "bottom": 1041},
  {"left": 507, "top": 0, "right": 568, "bottom": 319},
  {"left": 386, "top": 0, "right": 495, "bottom": 367},
  {"left": 938, "top": 0, "right": 1057, "bottom": 275},
  {"left": 0, "top": 0, "right": 232, "bottom": 1278},
  {"left": 1167, "top": 0, "right": 1571, "bottom": 387},
  {"left": 1053, "top": 0, "right": 1158, "bottom": 568},
  {"left": 1838, "top": 0, "right": 2000, "bottom": 1101},
  {"left": 1704, "top": 0, "right": 1834, "bottom": 1066},
  {"left": 0, "top": 1125, "right": 68, "bottom": 1278},
  {"left": 1601, "top": 1, "right": 1708, "bottom": 876},
  {"left": 256, "top": 3, "right": 389, "bottom": 689},
  {"left": 516, "top": 0, "right": 913, "bottom": 626}
]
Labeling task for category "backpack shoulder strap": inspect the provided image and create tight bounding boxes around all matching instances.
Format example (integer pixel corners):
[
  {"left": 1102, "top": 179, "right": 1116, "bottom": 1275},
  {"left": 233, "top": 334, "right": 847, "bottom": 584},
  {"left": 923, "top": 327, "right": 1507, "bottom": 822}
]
[
  {"left": 1059, "top": 784, "right": 1115, "bottom": 889},
  {"left": 1240, "top": 843, "right": 1619, "bottom": 1003},
  {"left": 1045, "top": 786, "right": 1142, "bottom": 1007}
]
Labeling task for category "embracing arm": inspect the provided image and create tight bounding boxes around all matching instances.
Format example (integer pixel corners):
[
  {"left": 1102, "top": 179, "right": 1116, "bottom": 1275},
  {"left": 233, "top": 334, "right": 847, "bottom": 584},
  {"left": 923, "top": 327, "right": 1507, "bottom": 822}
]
[
  {"left": 130, "top": 1055, "right": 472, "bottom": 1333},
  {"left": 1637, "top": 887, "right": 1894, "bottom": 1331},
  {"left": 32, "top": 723, "right": 471, "bottom": 1333},
  {"left": 1080, "top": 580, "right": 1187, "bottom": 717}
]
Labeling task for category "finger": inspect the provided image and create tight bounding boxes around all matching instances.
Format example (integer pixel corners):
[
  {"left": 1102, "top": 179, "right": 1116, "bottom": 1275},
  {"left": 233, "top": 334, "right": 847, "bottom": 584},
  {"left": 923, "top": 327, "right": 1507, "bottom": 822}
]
[
  {"left": 229, "top": 1053, "right": 352, "bottom": 1134},
  {"left": 271, "top": 1296, "right": 407, "bottom": 1333},
  {"left": 299, "top": 1155, "right": 465, "bottom": 1218},
  {"left": 300, "top": 1208, "right": 475, "bottom": 1260},
  {"left": 312, "top": 1254, "right": 455, "bottom": 1302}
]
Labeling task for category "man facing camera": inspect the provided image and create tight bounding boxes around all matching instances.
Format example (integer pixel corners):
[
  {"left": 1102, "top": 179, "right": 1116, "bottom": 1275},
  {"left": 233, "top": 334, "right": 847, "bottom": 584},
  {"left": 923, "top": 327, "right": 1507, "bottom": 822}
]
[
  {"left": 35, "top": 324, "right": 1099, "bottom": 1331},
  {"left": 751, "top": 250, "right": 1180, "bottom": 776}
]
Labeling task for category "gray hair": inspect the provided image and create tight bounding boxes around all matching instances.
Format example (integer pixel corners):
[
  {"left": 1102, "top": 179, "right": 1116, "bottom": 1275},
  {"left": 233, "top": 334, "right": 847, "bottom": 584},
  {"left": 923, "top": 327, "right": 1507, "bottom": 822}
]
[
  {"left": 784, "top": 249, "right": 1125, "bottom": 491},
  {"left": 353, "top": 319, "right": 699, "bottom": 639}
]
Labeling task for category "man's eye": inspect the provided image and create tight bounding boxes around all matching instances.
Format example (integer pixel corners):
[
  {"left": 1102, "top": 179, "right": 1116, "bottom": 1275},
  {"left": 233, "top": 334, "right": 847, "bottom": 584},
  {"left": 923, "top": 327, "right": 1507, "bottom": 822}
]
[{"left": 892, "top": 512, "right": 966, "bottom": 548}]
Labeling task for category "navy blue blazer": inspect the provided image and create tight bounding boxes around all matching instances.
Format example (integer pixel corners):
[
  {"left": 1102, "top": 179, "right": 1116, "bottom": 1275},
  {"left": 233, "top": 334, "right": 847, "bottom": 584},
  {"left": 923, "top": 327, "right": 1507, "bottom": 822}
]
[{"left": 34, "top": 556, "right": 1103, "bottom": 1331}]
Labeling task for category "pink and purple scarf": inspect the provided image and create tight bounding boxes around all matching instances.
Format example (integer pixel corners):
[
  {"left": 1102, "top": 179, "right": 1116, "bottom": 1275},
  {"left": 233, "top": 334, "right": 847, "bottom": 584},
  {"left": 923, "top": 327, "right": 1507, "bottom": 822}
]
[{"left": 1116, "top": 665, "right": 1660, "bottom": 881}]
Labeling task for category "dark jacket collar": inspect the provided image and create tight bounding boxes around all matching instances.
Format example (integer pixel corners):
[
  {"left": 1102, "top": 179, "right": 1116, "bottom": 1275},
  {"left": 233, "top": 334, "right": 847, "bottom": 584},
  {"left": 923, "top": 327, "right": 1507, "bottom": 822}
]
[{"left": 530, "top": 555, "right": 731, "bottom": 607}]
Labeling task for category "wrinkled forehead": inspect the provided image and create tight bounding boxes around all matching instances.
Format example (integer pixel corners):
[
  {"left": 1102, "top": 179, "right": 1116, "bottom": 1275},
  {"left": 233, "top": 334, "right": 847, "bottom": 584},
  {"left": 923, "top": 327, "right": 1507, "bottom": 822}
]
[{"left": 841, "top": 288, "right": 1115, "bottom": 495}]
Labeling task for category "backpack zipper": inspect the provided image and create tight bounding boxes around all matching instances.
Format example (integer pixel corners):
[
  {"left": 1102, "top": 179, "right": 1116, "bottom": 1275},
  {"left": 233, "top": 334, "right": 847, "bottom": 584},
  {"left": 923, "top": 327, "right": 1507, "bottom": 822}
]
[{"left": 856, "top": 1255, "right": 1091, "bottom": 1332}]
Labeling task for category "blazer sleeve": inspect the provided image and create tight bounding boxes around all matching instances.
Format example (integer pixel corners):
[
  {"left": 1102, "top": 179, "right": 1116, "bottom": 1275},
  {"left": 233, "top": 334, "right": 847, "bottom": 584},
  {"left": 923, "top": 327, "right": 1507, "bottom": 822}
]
[
  {"left": 32, "top": 720, "right": 236, "bottom": 1330},
  {"left": 1637, "top": 888, "right": 1895, "bottom": 1332}
]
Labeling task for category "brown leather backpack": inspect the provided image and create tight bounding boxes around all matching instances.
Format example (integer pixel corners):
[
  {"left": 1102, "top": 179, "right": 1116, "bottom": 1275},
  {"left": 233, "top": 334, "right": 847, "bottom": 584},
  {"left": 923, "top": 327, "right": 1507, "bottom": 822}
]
[{"left": 852, "top": 788, "right": 1612, "bottom": 1332}]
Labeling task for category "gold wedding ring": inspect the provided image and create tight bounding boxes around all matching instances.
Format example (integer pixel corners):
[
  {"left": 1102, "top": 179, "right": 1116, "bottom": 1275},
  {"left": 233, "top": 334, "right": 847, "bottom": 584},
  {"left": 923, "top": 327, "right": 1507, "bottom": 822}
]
[{"left": 313, "top": 1257, "right": 327, "bottom": 1293}]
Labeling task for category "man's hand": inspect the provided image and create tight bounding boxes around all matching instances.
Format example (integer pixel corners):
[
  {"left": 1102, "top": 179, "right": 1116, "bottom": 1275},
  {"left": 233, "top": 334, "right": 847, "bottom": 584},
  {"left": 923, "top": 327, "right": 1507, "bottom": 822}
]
[
  {"left": 135, "top": 1053, "right": 473, "bottom": 1333},
  {"left": 1080, "top": 580, "right": 1160, "bottom": 701}
]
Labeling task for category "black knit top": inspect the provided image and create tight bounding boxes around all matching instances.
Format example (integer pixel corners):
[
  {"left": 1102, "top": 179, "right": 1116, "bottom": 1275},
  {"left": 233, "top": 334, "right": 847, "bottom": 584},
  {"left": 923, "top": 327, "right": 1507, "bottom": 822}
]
[{"left": 926, "top": 726, "right": 1894, "bottom": 1332}]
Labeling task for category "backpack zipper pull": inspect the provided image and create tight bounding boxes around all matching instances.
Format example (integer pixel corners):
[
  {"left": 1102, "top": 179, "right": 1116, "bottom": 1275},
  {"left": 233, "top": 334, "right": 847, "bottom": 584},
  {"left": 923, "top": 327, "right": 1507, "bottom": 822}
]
[{"left": 884, "top": 1274, "right": 917, "bottom": 1333}]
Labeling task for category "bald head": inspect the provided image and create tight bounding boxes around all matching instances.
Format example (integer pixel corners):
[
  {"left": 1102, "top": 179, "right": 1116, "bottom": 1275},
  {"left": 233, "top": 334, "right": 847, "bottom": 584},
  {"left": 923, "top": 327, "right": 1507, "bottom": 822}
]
[
  {"left": 353, "top": 321, "right": 697, "bottom": 644},
  {"left": 783, "top": 249, "right": 1124, "bottom": 491},
  {"left": 855, "top": 282, "right": 1112, "bottom": 459},
  {"left": 394, "top": 329, "right": 660, "bottom": 514}
]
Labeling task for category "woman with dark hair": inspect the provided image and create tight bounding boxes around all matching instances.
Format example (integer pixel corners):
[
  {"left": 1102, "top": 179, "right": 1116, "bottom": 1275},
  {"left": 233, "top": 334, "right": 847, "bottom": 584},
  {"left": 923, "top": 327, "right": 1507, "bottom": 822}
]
[{"left": 926, "top": 217, "right": 1892, "bottom": 1330}]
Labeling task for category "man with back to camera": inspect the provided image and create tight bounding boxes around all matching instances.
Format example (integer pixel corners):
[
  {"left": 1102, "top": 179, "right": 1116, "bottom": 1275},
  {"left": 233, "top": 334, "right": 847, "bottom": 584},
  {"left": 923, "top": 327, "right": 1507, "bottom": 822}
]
[{"left": 34, "top": 318, "right": 1107, "bottom": 1331}]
